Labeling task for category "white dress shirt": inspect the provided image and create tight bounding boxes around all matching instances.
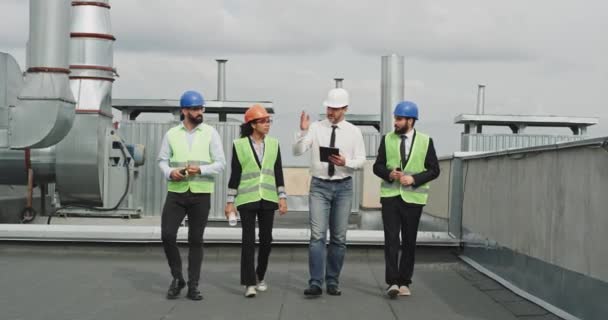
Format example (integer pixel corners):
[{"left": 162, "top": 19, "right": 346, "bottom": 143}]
[
  {"left": 293, "top": 119, "right": 366, "bottom": 179},
  {"left": 157, "top": 122, "right": 226, "bottom": 180},
  {"left": 401, "top": 129, "right": 414, "bottom": 161}
]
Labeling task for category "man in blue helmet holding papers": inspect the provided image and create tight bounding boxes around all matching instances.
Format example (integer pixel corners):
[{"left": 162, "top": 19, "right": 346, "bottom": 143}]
[
  {"left": 157, "top": 90, "right": 226, "bottom": 300},
  {"left": 373, "top": 101, "right": 440, "bottom": 298}
]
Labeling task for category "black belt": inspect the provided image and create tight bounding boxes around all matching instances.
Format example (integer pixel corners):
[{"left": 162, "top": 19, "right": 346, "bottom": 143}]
[{"left": 313, "top": 176, "right": 352, "bottom": 183}]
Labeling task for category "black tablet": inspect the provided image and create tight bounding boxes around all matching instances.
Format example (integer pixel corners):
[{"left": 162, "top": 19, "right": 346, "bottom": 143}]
[{"left": 319, "top": 146, "right": 340, "bottom": 162}]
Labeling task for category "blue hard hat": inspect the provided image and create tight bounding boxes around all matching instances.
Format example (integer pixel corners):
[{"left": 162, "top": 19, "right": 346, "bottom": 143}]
[
  {"left": 180, "top": 90, "right": 205, "bottom": 108},
  {"left": 393, "top": 101, "right": 419, "bottom": 120}
]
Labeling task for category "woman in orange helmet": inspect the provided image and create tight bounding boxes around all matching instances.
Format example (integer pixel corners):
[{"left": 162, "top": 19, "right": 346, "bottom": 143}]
[{"left": 225, "top": 104, "right": 288, "bottom": 297}]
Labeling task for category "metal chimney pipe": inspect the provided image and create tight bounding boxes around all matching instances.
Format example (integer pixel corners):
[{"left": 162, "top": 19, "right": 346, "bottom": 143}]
[
  {"left": 476, "top": 84, "right": 486, "bottom": 115},
  {"left": 26, "top": 0, "right": 71, "bottom": 71},
  {"left": 216, "top": 59, "right": 227, "bottom": 101},
  {"left": 381, "top": 54, "right": 404, "bottom": 134},
  {"left": 55, "top": 0, "right": 120, "bottom": 205},
  {"left": 69, "top": 0, "right": 116, "bottom": 115},
  {"left": 334, "top": 78, "right": 344, "bottom": 88}
]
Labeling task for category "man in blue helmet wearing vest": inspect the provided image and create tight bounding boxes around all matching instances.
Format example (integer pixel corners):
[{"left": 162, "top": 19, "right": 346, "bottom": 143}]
[
  {"left": 373, "top": 101, "right": 440, "bottom": 298},
  {"left": 157, "top": 90, "right": 226, "bottom": 300}
]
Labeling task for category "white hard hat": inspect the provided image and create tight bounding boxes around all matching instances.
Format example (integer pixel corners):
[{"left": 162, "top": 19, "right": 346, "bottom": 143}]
[{"left": 323, "top": 88, "right": 349, "bottom": 108}]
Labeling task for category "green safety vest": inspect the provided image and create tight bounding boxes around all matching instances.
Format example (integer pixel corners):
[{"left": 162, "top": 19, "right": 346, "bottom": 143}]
[
  {"left": 166, "top": 124, "right": 215, "bottom": 193},
  {"left": 234, "top": 136, "right": 279, "bottom": 207},
  {"left": 380, "top": 131, "right": 431, "bottom": 205}
]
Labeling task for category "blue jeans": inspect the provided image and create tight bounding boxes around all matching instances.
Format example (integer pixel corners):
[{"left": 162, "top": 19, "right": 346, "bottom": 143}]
[{"left": 308, "top": 177, "right": 353, "bottom": 288}]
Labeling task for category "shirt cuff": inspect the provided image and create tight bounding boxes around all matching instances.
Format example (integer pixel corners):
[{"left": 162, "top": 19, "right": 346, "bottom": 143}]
[
  {"left": 344, "top": 158, "right": 353, "bottom": 169},
  {"left": 164, "top": 168, "right": 172, "bottom": 180},
  {"left": 227, "top": 188, "right": 237, "bottom": 203},
  {"left": 277, "top": 186, "right": 287, "bottom": 199}
]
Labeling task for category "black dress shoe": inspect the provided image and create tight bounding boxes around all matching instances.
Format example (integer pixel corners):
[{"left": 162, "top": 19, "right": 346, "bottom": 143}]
[
  {"left": 303, "top": 285, "right": 322, "bottom": 297},
  {"left": 186, "top": 287, "right": 203, "bottom": 301},
  {"left": 166, "top": 278, "right": 186, "bottom": 299},
  {"left": 327, "top": 285, "right": 342, "bottom": 296}
]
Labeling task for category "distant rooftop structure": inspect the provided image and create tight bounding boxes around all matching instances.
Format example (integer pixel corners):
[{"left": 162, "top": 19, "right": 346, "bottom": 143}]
[
  {"left": 455, "top": 113, "right": 600, "bottom": 152},
  {"left": 455, "top": 114, "right": 599, "bottom": 135},
  {"left": 112, "top": 99, "right": 274, "bottom": 122}
]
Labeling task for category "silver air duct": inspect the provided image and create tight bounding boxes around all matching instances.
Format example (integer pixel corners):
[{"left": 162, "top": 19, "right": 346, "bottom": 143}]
[
  {"left": 216, "top": 59, "right": 227, "bottom": 101},
  {"left": 9, "top": 0, "right": 75, "bottom": 149},
  {"left": 380, "top": 54, "right": 404, "bottom": 134},
  {"left": 476, "top": 84, "right": 486, "bottom": 115},
  {"left": 1, "top": 0, "right": 141, "bottom": 215},
  {"left": 55, "top": 0, "right": 126, "bottom": 206},
  {"left": 0, "top": 53, "right": 23, "bottom": 149}
]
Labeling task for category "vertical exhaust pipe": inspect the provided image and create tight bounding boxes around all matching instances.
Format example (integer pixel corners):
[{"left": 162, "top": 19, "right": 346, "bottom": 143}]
[
  {"left": 216, "top": 59, "right": 227, "bottom": 101},
  {"left": 476, "top": 84, "right": 485, "bottom": 115},
  {"left": 334, "top": 78, "right": 344, "bottom": 88},
  {"left": 380, "top": 54, "right": 404, "bottom": 134}
]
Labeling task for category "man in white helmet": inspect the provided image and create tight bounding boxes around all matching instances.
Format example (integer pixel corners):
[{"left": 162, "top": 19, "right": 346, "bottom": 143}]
[{"left": 293, "top": 88, "right": 367, "bottom": 297}]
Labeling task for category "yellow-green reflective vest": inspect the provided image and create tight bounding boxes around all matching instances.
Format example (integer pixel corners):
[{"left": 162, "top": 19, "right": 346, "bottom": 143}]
[
  {"left": 167, "top": 124, "right": 215, "bottom": 193},
  {"left": 234, "top": 136, "right": 279, "bottom": 207},
  {"left": 380, "top": 131, "right": 431, "bottom": 205}
]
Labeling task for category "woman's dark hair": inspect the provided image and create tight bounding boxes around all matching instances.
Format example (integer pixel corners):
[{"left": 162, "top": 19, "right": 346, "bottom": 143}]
[{"left": 240, "top": 122, "right": 254, "bottom": 138}]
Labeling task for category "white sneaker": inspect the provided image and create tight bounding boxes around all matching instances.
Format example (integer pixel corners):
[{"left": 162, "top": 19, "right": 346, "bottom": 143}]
[
  {"left": 399, "top": 285, "right": 411, "bottom": 296},
  {"left": 256, "top": 280, "right": 268, "bottom": 292},
  {"left": 245, "top": 286, "right": 257, "bottom": 298},
  {"left": 386, "top": 284, "right": 399, "bottom": 298}
]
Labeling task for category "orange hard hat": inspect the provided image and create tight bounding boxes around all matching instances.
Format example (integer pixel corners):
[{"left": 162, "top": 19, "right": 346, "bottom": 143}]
[{"left": 244, "top": 104, "right": 270, "bottom": 123}]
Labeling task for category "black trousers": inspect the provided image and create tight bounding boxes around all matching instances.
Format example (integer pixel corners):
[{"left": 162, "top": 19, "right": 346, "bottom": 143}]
[
  {"left": 381, "top": 196, "right": 423, "bottom": 286},
  {"left": 161, "top": 191, "right": 210, "bottom": 286},
  {"left": 240, "top": 207, "right": 275, "bottom": 286}
]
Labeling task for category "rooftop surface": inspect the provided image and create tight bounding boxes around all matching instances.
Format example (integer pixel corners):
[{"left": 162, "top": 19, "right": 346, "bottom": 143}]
[{"left": 0, "top": 244, "right": 561, "bottom": 320}]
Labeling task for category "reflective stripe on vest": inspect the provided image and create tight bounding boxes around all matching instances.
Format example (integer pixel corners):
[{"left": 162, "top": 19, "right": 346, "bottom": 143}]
[
  {"left": 166, "top": 124, "right": 215, "bottom": 193},
  {"left": 380, "top": 131, "right": 431, "bottom": 205},
  {"left": 234, "top": 136, "right": 280, "bottom": 207}
]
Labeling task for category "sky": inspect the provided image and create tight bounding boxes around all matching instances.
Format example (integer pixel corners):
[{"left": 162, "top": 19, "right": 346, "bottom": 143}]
[{"left": 1, "top": 0, "right": 607, "bottom": 160}]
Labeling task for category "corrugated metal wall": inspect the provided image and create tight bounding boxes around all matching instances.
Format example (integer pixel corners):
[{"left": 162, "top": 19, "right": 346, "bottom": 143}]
[
  {"left": 461, "top": 134, "right": 586, "bottom": 152},
  {"left": 363, "top": 131, "right": 382, "bottom": 158}
]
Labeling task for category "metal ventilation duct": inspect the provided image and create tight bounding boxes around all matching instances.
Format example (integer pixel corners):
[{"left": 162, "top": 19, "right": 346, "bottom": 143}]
[
  {"left": 9, "top": 0, "right": 76, "bottom": 149},
  {"left": 380, "top": 54, "right": 404, "bottom": 134},
  {"left": 0, "top": 53, "right": 23, "bottom": 149},
  {"left": 476, "top": 84, "right": 486, "bottom": 115},
  {"left": 55, "top": 0, "right": 120, "bottom": 205},
  {"left": 216, "top": 59, "right": 227, "bottom": 101}
]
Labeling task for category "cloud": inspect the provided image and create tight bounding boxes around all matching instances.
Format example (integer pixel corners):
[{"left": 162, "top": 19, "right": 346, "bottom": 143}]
[
  {"left": 1, "top": 0, "right": 607, "bottom": 156},
  {"left": 109, "top": 0, "right": 541, "bottom": 62}
]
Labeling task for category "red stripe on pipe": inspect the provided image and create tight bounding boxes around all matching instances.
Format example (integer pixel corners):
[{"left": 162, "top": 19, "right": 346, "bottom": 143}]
[
  {"left": 72, "top": 1, "right": 111, "bottom": 9},
  {"left": 70, "top": 65, "right": 114, "bottom": 72},
  {"left": 70, "top": 32, "right": 116, "bottom": 41},
  {"left": 27, "top": 67, "right": 71, "bottom": 74},
  {"left": 70, "top": 76, "right": 115, "bottom": 82}
]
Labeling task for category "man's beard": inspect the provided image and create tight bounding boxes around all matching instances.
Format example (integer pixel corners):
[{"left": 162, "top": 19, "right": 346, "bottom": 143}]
[
  {"left": 394, "top": 125, "right": 409, "bottom": 134},
  {"left": 189, "top": 114, "right": 203, "bottom": 124}
]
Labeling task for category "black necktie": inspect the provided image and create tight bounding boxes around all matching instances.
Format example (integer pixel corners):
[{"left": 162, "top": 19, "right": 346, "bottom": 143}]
[
  {"left": 328, "top": 125, "right": 337, "bottom": 177},
  {"left": 400, "top": 135, "right": 407, "bottom": 169}
]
